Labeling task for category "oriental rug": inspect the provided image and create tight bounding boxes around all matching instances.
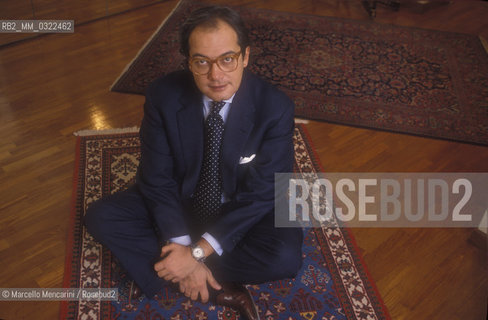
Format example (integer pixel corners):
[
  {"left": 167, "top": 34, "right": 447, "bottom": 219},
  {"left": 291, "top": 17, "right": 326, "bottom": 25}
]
[
  {"left": 111, "top": 0, "right": 488, "bottom": 146},
  {"left": 60, "top": 125, "right": 390, "bottom": 319}
]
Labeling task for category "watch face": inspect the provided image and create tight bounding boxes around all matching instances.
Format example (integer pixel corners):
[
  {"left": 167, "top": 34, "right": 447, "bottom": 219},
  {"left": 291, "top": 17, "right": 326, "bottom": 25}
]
[{"left": 193, "top": 247, "right": 204, "bottom": 259}]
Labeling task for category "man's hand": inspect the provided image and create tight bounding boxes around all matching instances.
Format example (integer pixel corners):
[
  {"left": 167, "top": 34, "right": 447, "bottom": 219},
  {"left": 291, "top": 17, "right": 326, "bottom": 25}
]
[
  {"left": 154, "top": 238, "right": 216, "bottom": 283},
  {"left": 179, "top": 263, "right": 221, "bottom": 303},
  {"left": 154, "top": 243, "right": 198, "bottom": 283}
]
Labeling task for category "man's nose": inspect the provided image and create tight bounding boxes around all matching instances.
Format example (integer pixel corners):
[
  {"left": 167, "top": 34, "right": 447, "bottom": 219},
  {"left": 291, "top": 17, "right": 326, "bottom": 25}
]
[{"left": 207, "top": 62, "right": 224, "bottom": 80}]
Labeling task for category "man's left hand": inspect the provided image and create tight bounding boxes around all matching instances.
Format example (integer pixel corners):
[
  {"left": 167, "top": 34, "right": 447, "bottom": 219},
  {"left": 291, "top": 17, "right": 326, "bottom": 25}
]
[
  {"left": 154, "top": 243, "right": 198, "bottom": 282},
  {"left": 179, "top": 262, "right": 221, "bottom": 303}
]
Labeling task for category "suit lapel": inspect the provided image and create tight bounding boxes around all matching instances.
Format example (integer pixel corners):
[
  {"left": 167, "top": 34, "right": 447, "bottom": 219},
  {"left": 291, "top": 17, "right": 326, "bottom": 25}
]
[
  {"left": 177, "top": 86, "right": 204, "bottom": 197},
  {"left": 222, "top": 73, "right": 255, "bottom": 193}
]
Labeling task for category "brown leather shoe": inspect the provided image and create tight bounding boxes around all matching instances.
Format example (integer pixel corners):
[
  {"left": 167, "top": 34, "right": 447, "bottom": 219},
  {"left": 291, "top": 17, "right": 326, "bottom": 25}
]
[{"left": 216, "top": 283, "right": 260, "bottom": 320}]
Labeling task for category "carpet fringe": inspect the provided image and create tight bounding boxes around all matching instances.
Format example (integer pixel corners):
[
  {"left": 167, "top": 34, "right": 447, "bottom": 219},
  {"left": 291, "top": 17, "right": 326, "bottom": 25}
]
[
  {"left": 109, "top": 0, "right": 184, "bottom": 91},
  {"left": 74, "top": 127, "right": 140, "bottom": 136},
  {"left": 295, "top": 118, "right": 310, "bottom": 124},
  {"left": 480, "top": 35, "right": 488, "bottom": 55},
  {"left": 73, "top": 120, "right": 306, "bottom": 137}
]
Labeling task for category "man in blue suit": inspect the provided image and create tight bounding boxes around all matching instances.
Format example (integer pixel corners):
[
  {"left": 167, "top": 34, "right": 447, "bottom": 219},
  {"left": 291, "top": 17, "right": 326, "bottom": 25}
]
[{"left": 85, "top": 5, "right": 303, "bottom": 320}]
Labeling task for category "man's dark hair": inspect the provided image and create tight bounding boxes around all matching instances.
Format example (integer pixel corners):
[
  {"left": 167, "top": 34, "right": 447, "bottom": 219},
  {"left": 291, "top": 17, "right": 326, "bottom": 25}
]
[{"left": 179, "top": 5, "right": 250, "bottom": 58}]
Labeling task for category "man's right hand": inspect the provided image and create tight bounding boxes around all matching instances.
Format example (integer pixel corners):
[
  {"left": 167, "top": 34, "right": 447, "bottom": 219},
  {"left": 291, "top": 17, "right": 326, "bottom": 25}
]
[
  {"left": 178, "top": 262, "right": 221, "bottom": 303},
  {"left": 155, "top": 243, "right": 198, "bottom": 282}
]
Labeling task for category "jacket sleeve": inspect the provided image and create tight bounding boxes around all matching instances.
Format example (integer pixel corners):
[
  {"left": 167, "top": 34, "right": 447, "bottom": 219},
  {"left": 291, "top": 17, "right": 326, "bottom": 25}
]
[
  {"left": 136, "top": 84, "right": 190, "bottom": 240},
  {"left": 207, "top": 90, "right": 295, "bottom": 252}
]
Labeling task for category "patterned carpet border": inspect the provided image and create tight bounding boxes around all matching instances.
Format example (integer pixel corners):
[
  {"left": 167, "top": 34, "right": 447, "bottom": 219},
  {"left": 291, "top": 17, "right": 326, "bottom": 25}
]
[
  {"left": 60, "top": 124, "right": 391, "bottom": 319},
  {"left": 111, "top": 0, "right": 488, "bottom": 145}
]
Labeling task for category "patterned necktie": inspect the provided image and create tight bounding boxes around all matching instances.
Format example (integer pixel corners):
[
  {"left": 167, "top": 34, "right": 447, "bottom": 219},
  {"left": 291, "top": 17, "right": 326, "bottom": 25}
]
[{"left": 193, "top": 101, "right": 225, "bottom": 224}]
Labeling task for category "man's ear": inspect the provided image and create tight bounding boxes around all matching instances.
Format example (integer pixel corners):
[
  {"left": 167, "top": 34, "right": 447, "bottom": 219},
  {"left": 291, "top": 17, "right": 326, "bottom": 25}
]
[{"left": 243, "top": 46, "right": 250, "bottom": 68}]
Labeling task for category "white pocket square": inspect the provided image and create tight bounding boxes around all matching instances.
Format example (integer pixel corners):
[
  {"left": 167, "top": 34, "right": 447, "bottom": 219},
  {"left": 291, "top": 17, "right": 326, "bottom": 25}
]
[{"left": 239, "top": 154, "right": 256, "bottom": 164}]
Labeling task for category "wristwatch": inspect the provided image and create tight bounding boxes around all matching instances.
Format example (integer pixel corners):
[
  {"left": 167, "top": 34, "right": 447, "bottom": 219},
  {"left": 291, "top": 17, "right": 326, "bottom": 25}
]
[{"left": 190, "top": 244, "right": 206, "bottom": 263}]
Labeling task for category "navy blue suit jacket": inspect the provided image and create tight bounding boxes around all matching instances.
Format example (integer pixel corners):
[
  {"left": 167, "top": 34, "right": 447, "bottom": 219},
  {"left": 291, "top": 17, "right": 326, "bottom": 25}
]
[{"left": 136, "top": 70, "right": 294, "bottom": 253}]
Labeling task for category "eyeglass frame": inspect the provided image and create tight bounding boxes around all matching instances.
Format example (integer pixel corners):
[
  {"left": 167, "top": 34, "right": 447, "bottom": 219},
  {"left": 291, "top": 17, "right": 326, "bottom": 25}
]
[{"left": 188, "top": 51, "right": 242, "bottom": 76}]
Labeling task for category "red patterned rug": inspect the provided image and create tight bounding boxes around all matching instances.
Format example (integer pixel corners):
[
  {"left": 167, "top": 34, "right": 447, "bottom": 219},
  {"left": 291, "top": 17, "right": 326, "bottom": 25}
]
[
  {"left": 111, "top": 0, "right": 488, "bottom": 146},
  {"left": 60, "top": 124, "right": 391, "bottom": 319}
]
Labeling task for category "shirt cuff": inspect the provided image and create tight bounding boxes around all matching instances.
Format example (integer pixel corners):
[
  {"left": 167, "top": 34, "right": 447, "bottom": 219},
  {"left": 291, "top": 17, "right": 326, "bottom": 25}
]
[
  {"left": 169, "top": 235, "right": 192, "bottom": 246},
  {"left": 202, "top": 232, "right": 223, "bottom": 256}
]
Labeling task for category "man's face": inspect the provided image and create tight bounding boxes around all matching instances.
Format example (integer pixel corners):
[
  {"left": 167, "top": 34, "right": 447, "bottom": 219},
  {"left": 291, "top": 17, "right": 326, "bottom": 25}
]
[{"left": 188, "top": 20, "right": 250, "bottom": 101}]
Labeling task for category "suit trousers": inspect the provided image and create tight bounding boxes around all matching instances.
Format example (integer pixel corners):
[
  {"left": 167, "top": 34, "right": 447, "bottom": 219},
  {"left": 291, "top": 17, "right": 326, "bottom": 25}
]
[{"left": 84, "top": 185, "right": 303, "bottom": 298}]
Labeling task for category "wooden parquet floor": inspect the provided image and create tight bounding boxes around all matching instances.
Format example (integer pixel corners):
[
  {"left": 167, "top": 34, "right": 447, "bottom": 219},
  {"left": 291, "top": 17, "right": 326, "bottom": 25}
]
[{"left": 0, "top": 0, "right": 487, "bottom": 319}]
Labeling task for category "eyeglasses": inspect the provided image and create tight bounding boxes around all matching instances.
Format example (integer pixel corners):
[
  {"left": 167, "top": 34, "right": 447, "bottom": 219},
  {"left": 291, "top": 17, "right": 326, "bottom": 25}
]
[{"left": 189, "top": 51, "right": 242, "bottom": 76}]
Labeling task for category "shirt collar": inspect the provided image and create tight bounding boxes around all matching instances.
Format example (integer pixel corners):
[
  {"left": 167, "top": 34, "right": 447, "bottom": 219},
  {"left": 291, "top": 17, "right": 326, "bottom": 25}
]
[{"left": 203, "top": 94, "right": 235, "bottom": 105}]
